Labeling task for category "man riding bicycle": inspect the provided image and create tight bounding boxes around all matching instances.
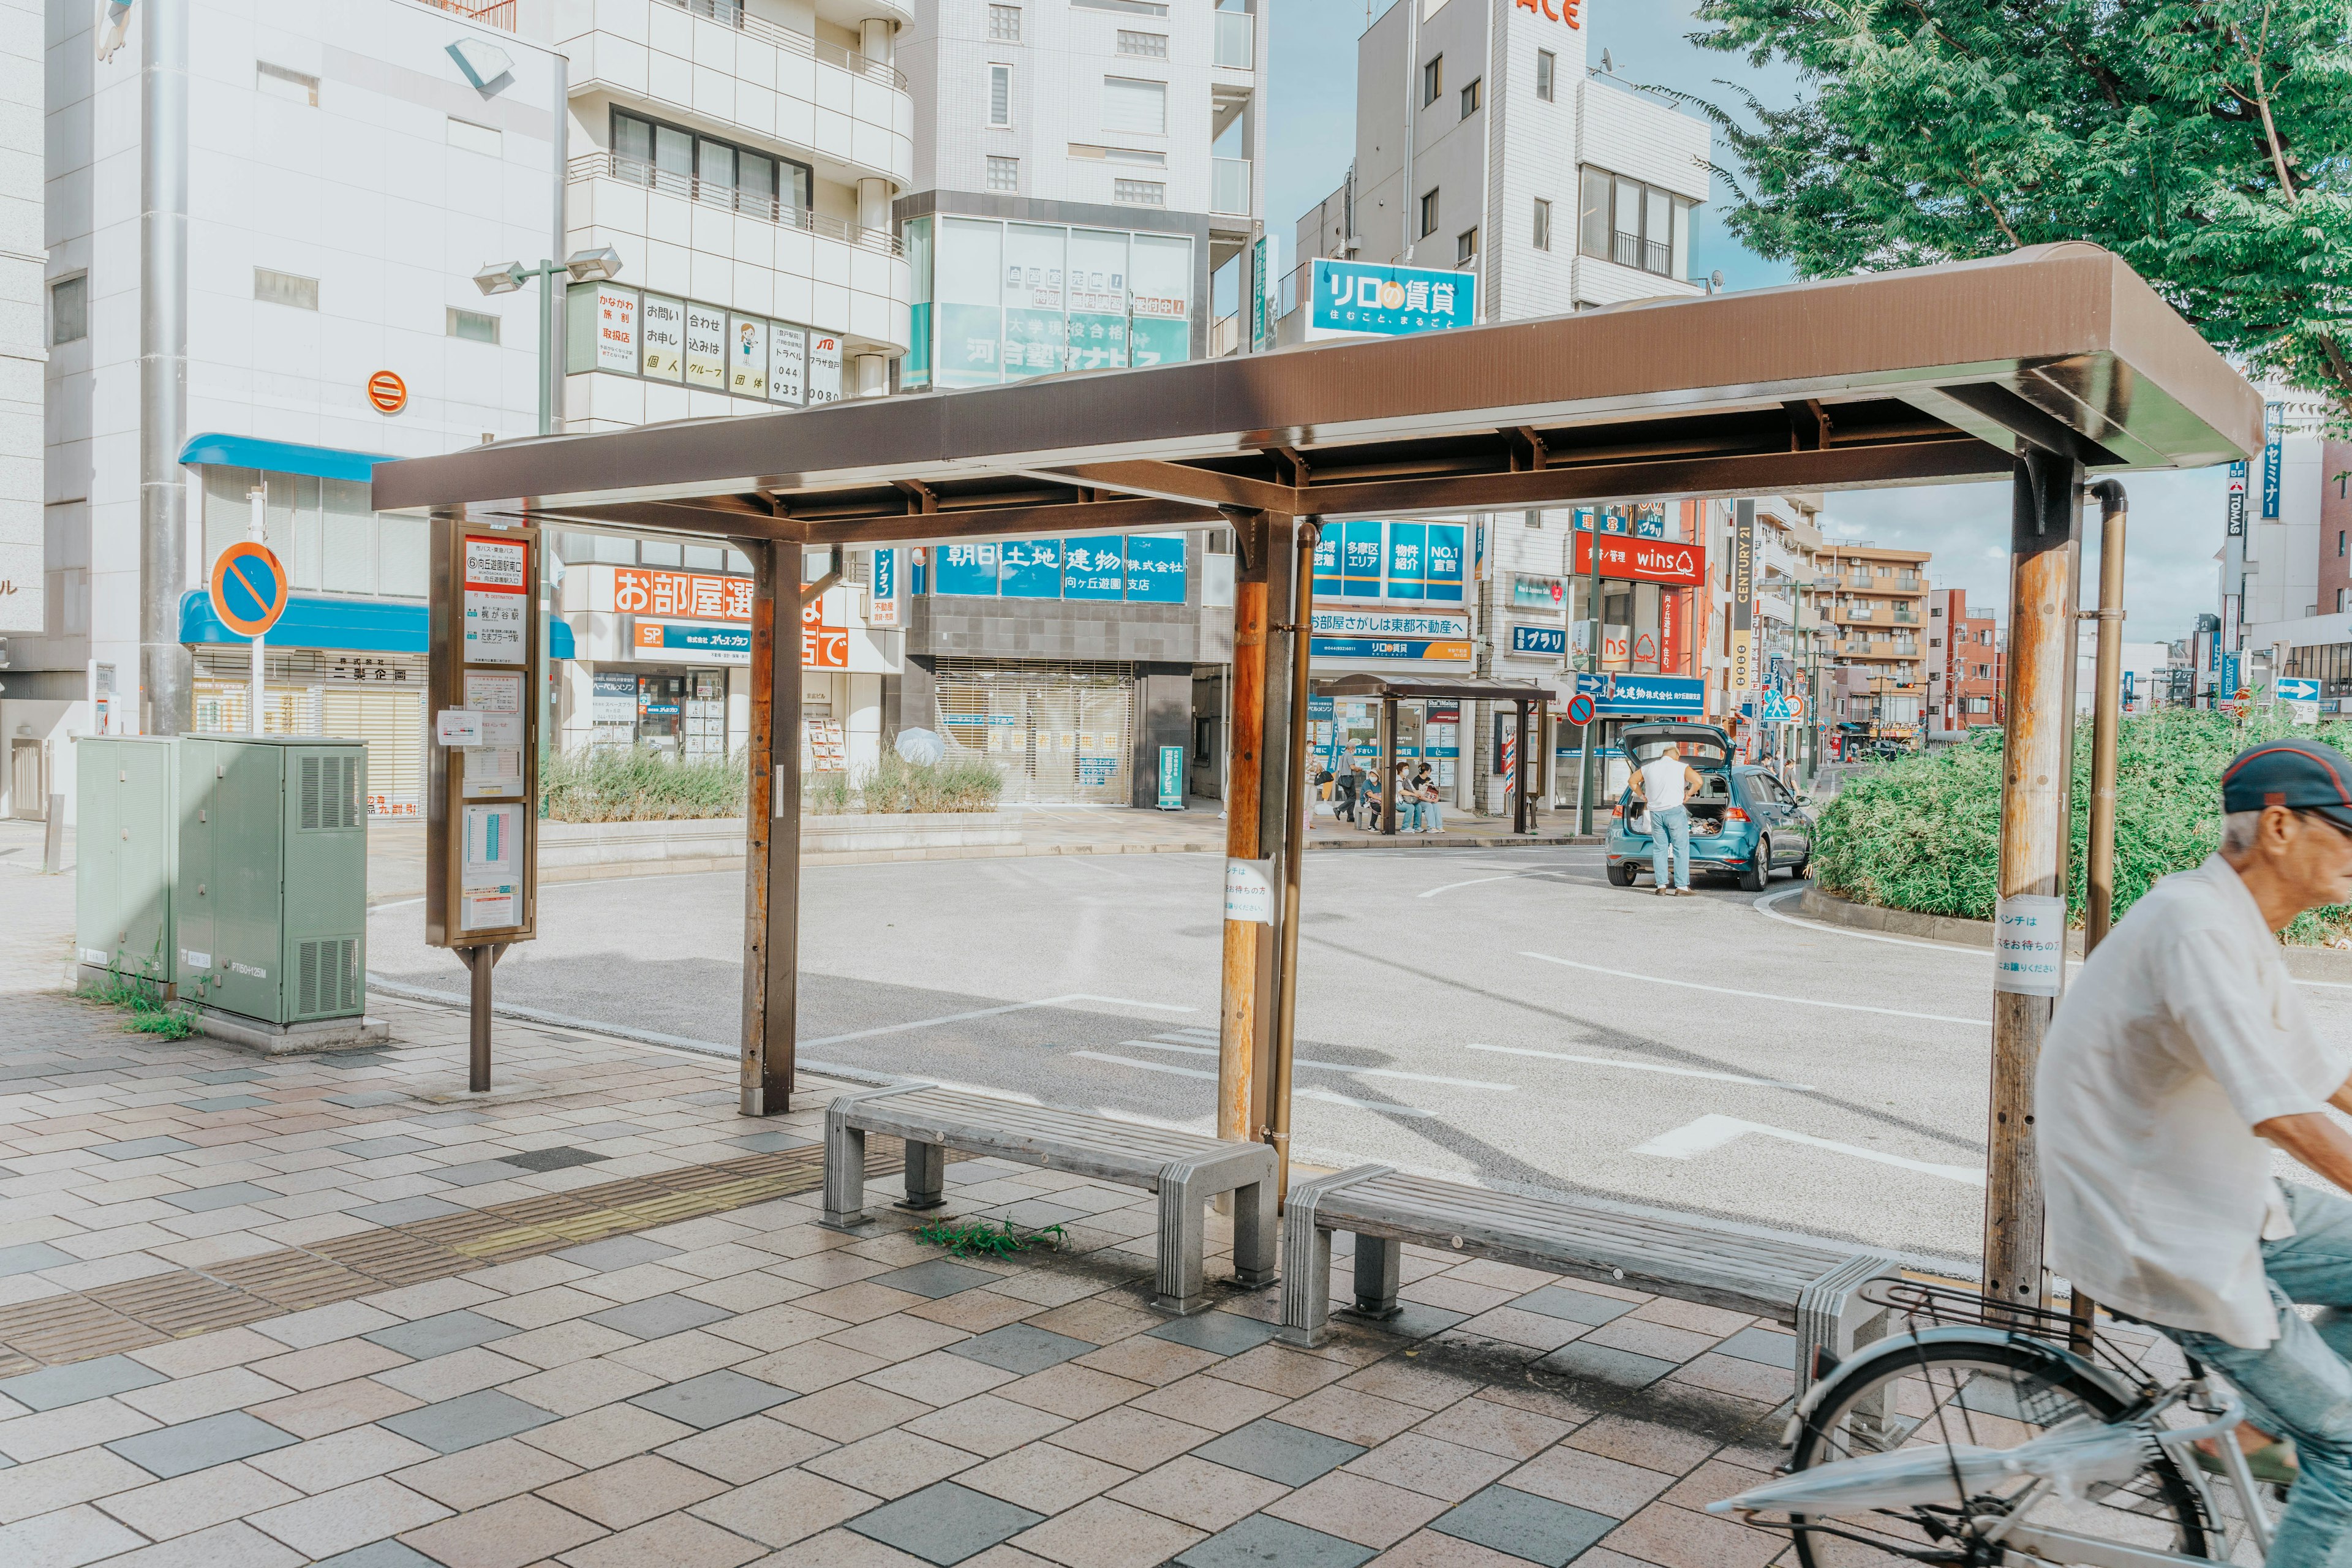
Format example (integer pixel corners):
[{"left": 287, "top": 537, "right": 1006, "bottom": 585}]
[{"left": 2040, "top": 741, "right": 2352, "bottom": 1562}]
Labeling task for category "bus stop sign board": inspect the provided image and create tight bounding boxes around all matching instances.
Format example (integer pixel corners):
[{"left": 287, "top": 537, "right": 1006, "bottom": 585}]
[{"left": 209, "top": 542, "right": 288, "bottom": 638}]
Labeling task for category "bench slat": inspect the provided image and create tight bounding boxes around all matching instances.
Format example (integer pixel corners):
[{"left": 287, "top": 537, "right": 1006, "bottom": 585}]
[{"left": 837, "top": 1086, "right": 1265, "bottom": 1190}]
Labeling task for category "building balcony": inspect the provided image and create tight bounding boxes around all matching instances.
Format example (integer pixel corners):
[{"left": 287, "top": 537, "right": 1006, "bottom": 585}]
[
  {"left": 423, "top": 0, "right": 516, "bottom": 29},
  {"left": 1212, "top": 157, "right": 1253, "bottom": 219},
  {"left": 1214, "top": 10, "right": 1256, "bottom": 71},
  {"left": 560, "top": 0, "right": 915, "bottom": 191}
]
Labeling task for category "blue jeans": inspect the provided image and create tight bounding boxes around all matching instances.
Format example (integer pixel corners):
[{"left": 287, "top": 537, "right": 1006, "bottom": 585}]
[
  {"left": 2160, "top": 1183, "right": 2352, "bottom": 1564},
  {"left": 1397, "top": 797, "right": 1420, "bottom": 832},
  {"left": 1423, "top": 797, "right": 1445, "bottom": 832},
  {"left": 1648, "top": 805, "right": 1692, "bottom": 888}
]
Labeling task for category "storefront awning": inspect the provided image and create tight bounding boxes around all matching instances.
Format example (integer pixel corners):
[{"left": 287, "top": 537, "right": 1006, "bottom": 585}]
[
  {"left": 1317, "top": 674, "right": 1555, "bottom": 704},
  {"left": 179, "top": 592, "right": 574, "bottom": 658},
  {"left": 179, "top": 434, "right": 395, "bottom": 484}
]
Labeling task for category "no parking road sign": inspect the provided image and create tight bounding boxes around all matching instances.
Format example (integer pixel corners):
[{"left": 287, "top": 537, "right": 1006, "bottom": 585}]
[
  {"left": 1564, "top": 692, "right": 1596, "bottom": 727},
  {"left": 210, "top": 541, "right": 289, "bottom": 638}
]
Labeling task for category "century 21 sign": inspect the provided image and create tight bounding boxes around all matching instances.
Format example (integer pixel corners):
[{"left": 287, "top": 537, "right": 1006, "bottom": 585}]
[{"left": 1513, "top": 0, "right": 1581, "bottom": 24}]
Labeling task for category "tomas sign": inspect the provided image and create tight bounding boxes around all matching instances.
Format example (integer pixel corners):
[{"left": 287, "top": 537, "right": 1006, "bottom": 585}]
[
  {"left": 1572, "top": 532, "right": 1705, "bottom": 587},
  {"left": 1305, "top": 258, "right": 1477, "bottom": 342}
]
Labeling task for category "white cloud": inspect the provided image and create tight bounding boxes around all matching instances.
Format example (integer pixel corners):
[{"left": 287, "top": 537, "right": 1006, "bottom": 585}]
[{"left": 1819, "top": 466, "right": 2229, "bottom": 641}]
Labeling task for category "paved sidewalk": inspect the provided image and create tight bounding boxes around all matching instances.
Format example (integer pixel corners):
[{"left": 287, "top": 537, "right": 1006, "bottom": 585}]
[{"left": 0, "top": 988, "right": 1804, "bottom": 1568}]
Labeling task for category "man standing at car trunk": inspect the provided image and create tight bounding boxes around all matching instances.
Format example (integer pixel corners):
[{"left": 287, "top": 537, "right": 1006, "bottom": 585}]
[{"left": 1630, "top": 741, "right": 1703, "bottom": 896}]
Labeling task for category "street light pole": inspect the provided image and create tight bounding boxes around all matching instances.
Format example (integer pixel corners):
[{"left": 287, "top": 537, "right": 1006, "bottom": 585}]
[{"left": 475, "top": 246, "right": 624, "bottom": 437}]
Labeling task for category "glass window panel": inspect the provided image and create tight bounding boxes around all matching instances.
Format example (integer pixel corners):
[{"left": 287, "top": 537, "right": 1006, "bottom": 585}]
[
  {"left": 739, "top": 151, "right": 775, "bottom": 216},
  {"left": 1612, "top": 175, "right": 1642, "bottom": 270},
  {"left": 1128, "top": 231, "right": 1192, "bottom": 368},
  {"left": 1578, "top": 167, "right": 1609, "bottom": 258},
  {"left": 699, "top": 140, "right": 736, "bottom": 200},
  {"left": 641, "top": 540, "right": 682, "bottom": 567},
  {"left": 783, "top": 161, "right": 812, "bottom": 215},
  {"left": 1644, "top": 187, "right": 1672, "bottom": 274},
  {"left": 202, "top": 466, "right": 262, "bottom": 581},
  {"left": 655, "top": 125, "right": 693, "bottom": 179},
  {"left": 1670, "top": 198, "right": 1690, "bottom": 281},
  {"left": 379, "top": 513, "right": 426, "bottom": 598},
  {"left": 936, "top": 216, "right": 1005, "bottom": 388},
  {"left": 1102, "top": 76, "right": 1167, "bottom": 135},
  {"left": 1066, "top": 227, "right": 1129, "bottom": 371},
  {"left": 287, "top": 474, "right": 322, "bottom": 592},
  {"left": 1002, "top": 223, "right": 1066, "bottom": 380},
  {"left": 615, "top": 111, "right": 652, "bottom": 164}
]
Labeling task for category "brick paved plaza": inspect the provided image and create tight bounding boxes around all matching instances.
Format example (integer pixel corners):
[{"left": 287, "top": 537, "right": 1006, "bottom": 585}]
[{"left": 0, "top": 990, "right": 1804, "bottom": 1567}]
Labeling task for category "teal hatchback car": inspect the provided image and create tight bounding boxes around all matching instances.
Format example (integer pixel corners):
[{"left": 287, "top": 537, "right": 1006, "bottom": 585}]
[{"left": 1603, "top": 722, "right": 1814, "bottom": 891}]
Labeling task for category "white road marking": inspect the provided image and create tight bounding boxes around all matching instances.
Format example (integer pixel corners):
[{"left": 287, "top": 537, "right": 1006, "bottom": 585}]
[
  {"left": 802, "top": 993, "right": 1192, "bottom": 1047},
  {"left": 1520, "top": 951, "right": 1991, "bottom": 1027},
  {"left": 1072, "top": 1052, "right": 1441, "bottom": 1117},
  {"left": 1634, "top": 1113, "right": 1985, "bottom": 1186},
  {"left": 1419, "top": 872, "right": 1556, "bottom": 900},
  {"left": 1121, "top": 1039, "right": 1514, "bottom": 1091},
  {"left": 1463, "top": 1042, "right": 1814, "bottom": 1090}
]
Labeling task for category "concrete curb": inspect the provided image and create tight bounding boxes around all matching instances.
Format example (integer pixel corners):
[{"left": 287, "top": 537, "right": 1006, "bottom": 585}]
[{"left": 1797, "top": 886, "right": 2352, "bottom": 981}]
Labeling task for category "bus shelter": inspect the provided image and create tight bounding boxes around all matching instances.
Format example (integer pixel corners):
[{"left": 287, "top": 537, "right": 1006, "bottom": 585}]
[
  {"left": 1317, "top": 674, "right": 1554, "bottom": 835},
  {"left": 376, "top": 242, "right": 2261, "bottom": 1310}
]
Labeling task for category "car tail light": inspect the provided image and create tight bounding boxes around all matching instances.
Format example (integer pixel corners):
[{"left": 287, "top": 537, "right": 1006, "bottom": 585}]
[
  {"left": 1726, "top": 807, "right": 1750, "bottom": 823},
  {"left": 1610, "top": 805, "right": 1622, "bottom": 820}
]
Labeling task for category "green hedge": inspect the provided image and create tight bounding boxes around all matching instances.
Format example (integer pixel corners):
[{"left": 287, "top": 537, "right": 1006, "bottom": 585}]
[
  {"left": 542, "top": 745, "right": 1005, "bottom": 821},
  {"left": 1811, "top": 708, "right": 2352, "bottom": 945}
]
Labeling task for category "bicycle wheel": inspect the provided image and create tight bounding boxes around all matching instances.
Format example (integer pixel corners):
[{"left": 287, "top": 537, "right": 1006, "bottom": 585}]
[{"left": 1785, "top": 1334, "right": 2210, "bottom": 1566}]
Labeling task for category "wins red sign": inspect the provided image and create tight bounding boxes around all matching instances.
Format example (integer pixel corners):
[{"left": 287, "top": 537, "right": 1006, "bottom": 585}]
[{"left": 1574, "top": 533, "right": 1705, "bottom": 587}]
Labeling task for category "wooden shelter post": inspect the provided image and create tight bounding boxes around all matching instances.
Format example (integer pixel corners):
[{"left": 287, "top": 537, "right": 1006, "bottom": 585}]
[
  {"left": 741, "top": 539, "right": 803, "bottom": 1116},
  {"left": 1378, "top": 698, "right": 1397, "bottom": 834},
  {"left": 1984, "top": 448, "right": 2084, "bottom": 1311},
  {"left": 1267, "top": 519, "right": 1321, "bottom": 1197},
  {"left": 1513, "top": 700, "right": 1532, "bottom": 835},
  {"left": 1219, "top": 513, "right": 1272, "bottom": 1147}
]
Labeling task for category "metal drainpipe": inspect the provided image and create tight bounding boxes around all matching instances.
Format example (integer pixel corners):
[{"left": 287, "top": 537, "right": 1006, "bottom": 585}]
[
  {"left": 140, "top": 0, "right": 191, "bottom": 738},
  {"left": 1401, "top": 0, "right": 1419, "bottom": 262},
  {"left": 548, "top": 51, "right": 568, "bottom": 437}
]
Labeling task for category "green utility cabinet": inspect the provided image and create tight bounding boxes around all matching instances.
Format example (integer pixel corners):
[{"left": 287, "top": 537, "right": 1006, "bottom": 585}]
[
  {"left": 175, "top": 736, "right": 369, "bottom": 1026},
  {"left": 76, "top": 737, "right": 179, "bottom": 987}
]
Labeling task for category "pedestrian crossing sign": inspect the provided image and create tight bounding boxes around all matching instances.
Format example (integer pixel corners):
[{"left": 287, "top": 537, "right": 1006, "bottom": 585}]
[{"left": 1758, "top": 692, "right": 1798, "bottom": 722}]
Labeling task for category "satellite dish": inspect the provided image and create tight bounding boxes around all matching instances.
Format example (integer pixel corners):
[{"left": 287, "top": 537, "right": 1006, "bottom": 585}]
[
  {"left": 896, "top": 728, "right": 946, "bottom": 766},
  {"left": 1709, "top": 270, "right": 1725, "bottom": 288},
  {"left": 1601, "top": 49, "right": 1614, "bottom": 72}
]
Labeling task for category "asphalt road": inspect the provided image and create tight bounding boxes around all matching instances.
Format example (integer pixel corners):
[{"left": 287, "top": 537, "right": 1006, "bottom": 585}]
[{"left": 366, "top": 847, "right": 2352, "bottom": 1272}]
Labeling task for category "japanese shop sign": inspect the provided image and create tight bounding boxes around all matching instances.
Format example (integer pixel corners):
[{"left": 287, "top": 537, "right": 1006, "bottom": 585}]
[
  {"left": 612, "top": 568, "right": 755, "bottom": 622},
  {"left": 1572, "top": 533, "right": 1705, "bottom": 587},
  {"left": 1305, "top": 258, "right": 1478, "bottom": 342}
]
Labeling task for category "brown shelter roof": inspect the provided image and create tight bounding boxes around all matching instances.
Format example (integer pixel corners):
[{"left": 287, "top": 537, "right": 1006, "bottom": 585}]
[
  {"left": 1317, "top": 674, "right": 1556, "bottom": 704},
  {"left": 374, "top": 243, "right": 2261, "bottom": 540}
]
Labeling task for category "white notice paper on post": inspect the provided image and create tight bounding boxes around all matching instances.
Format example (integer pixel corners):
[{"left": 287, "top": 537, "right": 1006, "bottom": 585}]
[
  {"left": 1223, "top": 858, "right": 1278, "bottom": 925},
  {"left": 463, "top": 802, "right": 522, "bottom": 890},
  {"left": 464, "top": 591, "right": 526, "bottom": 663},
  {"left": 1994, "top": 894, "right": 2067, "bottom": 997},
  {"left": 435, "top": 709, "right": 483, "bottom": 747},
  {"left": 461, "top": 745, "right": 523, "bottom": 799},
  {"left": 465, "top": 671, "right": 526, "bottom": 746},
  {"left": 459, "top": 887, "right": 518, "bottom": 932}
]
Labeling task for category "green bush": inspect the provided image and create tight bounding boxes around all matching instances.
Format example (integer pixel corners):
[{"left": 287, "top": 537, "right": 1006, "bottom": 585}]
[
  {"left": 1812, "top": 708, "right": 2352, "bottom": 944},
  {"left": 540, "top": 745, "right": 1005, "bottom": 820}
]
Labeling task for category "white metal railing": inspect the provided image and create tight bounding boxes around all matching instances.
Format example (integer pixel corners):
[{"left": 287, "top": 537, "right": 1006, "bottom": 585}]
[
  {"left": 651, "top": 0, "right": 909, "bottom": 91},
  {"left": 1214, "top": 11, "right": 1254, "bottom": 69},
  {"left": 568, "top": 153, "right": 905, "bottom": 258},
  {"left": 1212, "top": 157, "right": 1253, "bottom": 216},
  {"left": 1211, "top": 312, "right": 1240, "bottom": 356}
]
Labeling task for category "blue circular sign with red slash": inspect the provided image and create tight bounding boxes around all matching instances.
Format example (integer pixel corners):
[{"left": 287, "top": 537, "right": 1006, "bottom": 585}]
[
  {"left": 210, "top": 542, "right": 289, "bottom": 638},
  {"left": 1564, "top": 693, "right": 1596, "bottom": 726}
]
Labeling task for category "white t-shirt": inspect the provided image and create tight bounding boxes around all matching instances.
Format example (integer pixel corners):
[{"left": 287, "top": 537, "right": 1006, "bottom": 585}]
[
  {"left": 2039, "top": 855, "right": 2350, "bottom": 1348},
  {"left": 1637, "top": 757, "right": 1691, "bottom": 812}
]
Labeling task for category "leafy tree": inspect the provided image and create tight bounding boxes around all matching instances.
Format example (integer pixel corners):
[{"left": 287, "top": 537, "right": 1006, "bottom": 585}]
[{"left": 1677, "top": 0, "right": 2352, "bottom": 424}]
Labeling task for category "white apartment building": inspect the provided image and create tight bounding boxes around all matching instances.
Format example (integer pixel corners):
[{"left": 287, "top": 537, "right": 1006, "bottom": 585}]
[
  {"left": 2, "top": 0, "right": 42, "bottom": 819},
  {"left": 2230, "top": 384, "right": 2331, "bottom": 681},
  {"left": 17, "top": 0, "right": 565, "bottom": 824},
  {"left": 1325, "top": 0, "right": 1708, "bottom": 315}
]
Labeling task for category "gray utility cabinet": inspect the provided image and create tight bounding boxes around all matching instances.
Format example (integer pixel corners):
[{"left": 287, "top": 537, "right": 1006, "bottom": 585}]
[
  {"left": 175, "top": 736, "right": 369, "bottom": 1027},
  {"left": 75, "top": 736, "right": 179, "bottom": 986}
]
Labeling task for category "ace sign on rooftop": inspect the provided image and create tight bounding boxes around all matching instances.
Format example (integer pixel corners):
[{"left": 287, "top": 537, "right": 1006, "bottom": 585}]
[{"left": 1305, "top": 259, "right": 1479, "bottom": 342}]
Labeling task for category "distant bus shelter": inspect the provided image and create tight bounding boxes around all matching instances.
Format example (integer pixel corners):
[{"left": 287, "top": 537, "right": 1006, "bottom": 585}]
[
  {"left": 1317, "top": 674, "right": 1554, "bottom": 835},
  {"left": 377, "top": 243, "right": 2260, "bottom": 1308}
]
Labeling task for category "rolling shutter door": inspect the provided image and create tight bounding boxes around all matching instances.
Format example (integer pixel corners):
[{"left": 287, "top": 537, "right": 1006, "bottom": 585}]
[
  {"left": 320, "top": 687, "right": 424, "bottom": 816},
  {"left": 933, "top": 658, "right": 1134, "bottom": 805}
]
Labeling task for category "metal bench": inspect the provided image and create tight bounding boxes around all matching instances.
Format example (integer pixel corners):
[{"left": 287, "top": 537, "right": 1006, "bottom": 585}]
[
  {"left": 1281, "top": 1164, "right": 1898, "bottom": 1400},
  {"left": 821, "top": 1082, "right": 1280, "bottom": 1316}
]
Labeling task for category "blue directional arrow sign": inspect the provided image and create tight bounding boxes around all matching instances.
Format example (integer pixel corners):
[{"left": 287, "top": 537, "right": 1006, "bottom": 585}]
[{"left": 2278, "top": 678, "right": 2321, "bottom": 703}]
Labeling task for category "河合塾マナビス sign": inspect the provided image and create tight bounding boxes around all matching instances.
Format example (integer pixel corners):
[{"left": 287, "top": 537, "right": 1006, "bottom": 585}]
[{"left": 1305, "top": 258, "right": 1478, "bottom": 342}]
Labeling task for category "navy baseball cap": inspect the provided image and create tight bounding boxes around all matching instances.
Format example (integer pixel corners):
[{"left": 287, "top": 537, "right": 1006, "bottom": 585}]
[{"left": 2222, "top": 740, "right": 2352, "bottom": 827}]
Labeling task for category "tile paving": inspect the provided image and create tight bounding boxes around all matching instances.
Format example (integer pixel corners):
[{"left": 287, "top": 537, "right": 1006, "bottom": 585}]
[{"left": 0, "top": 987, "right": 1819, "bottom": 1565}]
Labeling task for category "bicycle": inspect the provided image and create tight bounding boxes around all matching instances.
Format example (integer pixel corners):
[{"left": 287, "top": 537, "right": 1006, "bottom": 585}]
[{"left": 1711, "top": 1280, "right": 2282, "bottom": 1566}]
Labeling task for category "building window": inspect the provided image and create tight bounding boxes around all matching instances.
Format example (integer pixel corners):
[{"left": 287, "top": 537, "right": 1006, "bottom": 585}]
[
  {"left": 1113, "top": 178, "right": 1166, "bottom": 206},
  {"left": 50, "top": 275, "right": 87, "bottom": 345},
  {"left": 1073, "top": 0, "right": 1167, "bottom": 13},
  {"left": 447, "top": 307, "right": 499, "bottom": 344},
  {"left": 1102, "top": 75, "right": 1167, "bottom": 134},
  {"left": 989, "top": 64, "right": 1012, "bottom": 126},
  {"left": 1531, "top": 197, "right": 1551, "bottom": 251},
  {"left": 1459, "top": 78, "right": 1480, "bottom": 117},
  {"left": 1577, "top": 166, "right": 1686, "bottom": 278},
  {"left": 611, "top": 109, "right": 811, "bottom": 219},
  {"left": 2339, "top": 529, "right": 2346, "bottom": 557},
  {"left": 1456, "top": 227, "right": 1478, "bottom": 265},
  {"left": 1422, "top": 56, "right": 1441, "bottom": 105},
  {"left": 987, "top": 155, "right": 1019, "bottom": 192},
  {"left": 254, "top": 268, "right": 318, "bottom": 311},
  {"left": 988, "top": 4, "right": 1020, "bottom": 40},
  {"left": 1536, "top": 49, "right": 1555, "bottom": 101},
  {"left": 256, "top": 61, "right": 318, "bottom": 105},
  {"left": 1117, "top": 29, "right": 1168, "bottom": 57},
  {"left": 2341, "top": 588, "right": 2348, "bottom": 613},
  {"left": 1419, "top": 188, "right": 1439, "bottom": 238}
]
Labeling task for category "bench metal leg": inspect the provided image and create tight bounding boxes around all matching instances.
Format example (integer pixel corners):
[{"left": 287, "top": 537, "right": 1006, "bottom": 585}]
[
  {"left": 1351, "top": 1233, "right": 1402, "bottom": 1319},
  {"left": 823, "top": 1122, "right": 867, "bottom": 1230},
  {"left": 1155, "top": 1161, "right": 1210, "bottom": 1314},
  {"left": 1278, "top": 1165, "right": 1393, "bottom": 1346},
  {"left": 1231, "top": 1179, "right": 1277, "bottom": 1289},
  {"left": 895, "top": 1140, "right": 946, "bottom": 1211},
  {"left": 1795, "top": 1252, "right": 1898, "bottom": 1405}
]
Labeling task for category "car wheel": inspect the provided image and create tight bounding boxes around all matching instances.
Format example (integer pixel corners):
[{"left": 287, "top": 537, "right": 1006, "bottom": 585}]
[
  {"left": 1740, "top": 838, "right": 1770, "bottom": 892},
  {"left": 1792, "top": 849, "right": 1810, "bottom": 878},
  {"left": 1609, "top": 861, "right": 1637, "bottom": 887}
]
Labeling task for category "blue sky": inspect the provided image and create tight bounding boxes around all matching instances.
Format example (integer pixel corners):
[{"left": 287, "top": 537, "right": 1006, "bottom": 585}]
[{"left": 1262, "top": 0, "right": 2228, "bottom": 642}]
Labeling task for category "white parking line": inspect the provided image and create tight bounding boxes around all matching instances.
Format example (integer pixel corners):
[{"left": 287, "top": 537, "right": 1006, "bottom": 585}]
[
  {"left": 1124, "top": 1039, "right": 1513, "bottom": 1091},
  {"left": 1520, "top": 951, "right": 1991, "bottom": 1027},
  {"left": 1634, "top": 1113, "right": 1985, "bottom": 1186},
  {"left": 1463, "top": 1042, "right": 1814, "bottom": 1090},
  {"left": 803, "top": 993, "right": 1193, "bottom": 1048},
  {"left": 1071, "top": 1052, "right": 1441, "bottom": 1117},
  {"left": 1418, "top": 872, "right": 1553, "bottom": 900}
]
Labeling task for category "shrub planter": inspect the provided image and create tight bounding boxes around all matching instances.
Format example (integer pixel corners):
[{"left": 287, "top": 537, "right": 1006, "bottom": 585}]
[
  {"left": 537, "top": 812, "right": 1024, "bottom": 878},
  {"left": 1797, "top": 885, "right": 2352, "bottom": 982}
]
